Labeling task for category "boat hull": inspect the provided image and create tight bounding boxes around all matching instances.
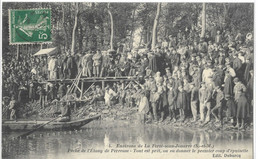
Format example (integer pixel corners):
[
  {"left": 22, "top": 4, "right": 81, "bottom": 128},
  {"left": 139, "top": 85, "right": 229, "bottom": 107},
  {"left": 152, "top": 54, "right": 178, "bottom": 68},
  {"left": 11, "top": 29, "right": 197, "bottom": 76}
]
[{"left": 2, "top": 114, "right": 101, "bottom": 131}]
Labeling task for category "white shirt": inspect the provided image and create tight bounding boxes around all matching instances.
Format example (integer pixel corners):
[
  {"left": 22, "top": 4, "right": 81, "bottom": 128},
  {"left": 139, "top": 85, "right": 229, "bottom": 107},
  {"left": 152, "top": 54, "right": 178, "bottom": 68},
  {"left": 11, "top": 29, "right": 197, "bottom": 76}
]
[
  {"left": 238, "top": 55, "right": 245, "bottom": 64},
  {"left": 48, "top": 58, "right": 57, "bottom": 71},
  {"left": 202, "top": 68, "right": 214, "bottom": 84},
  {"left": 104, "top": 88, "right": 117, "bottom": 102}
]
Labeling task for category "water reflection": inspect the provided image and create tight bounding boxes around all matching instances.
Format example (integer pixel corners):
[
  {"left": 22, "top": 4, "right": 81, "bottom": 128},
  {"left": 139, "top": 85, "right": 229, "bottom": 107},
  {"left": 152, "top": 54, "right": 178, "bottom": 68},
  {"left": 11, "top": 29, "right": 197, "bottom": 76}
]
[{"left": 2, "top": 123, "right": 252, "bottom": 159}]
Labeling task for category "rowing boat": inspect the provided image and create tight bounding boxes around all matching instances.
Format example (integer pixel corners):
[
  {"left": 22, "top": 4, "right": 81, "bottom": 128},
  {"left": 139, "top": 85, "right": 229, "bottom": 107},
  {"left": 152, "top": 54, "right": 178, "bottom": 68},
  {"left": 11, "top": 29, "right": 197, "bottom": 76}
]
[{"left": 2, "top": 114, "right": 101, "bottom": 131}]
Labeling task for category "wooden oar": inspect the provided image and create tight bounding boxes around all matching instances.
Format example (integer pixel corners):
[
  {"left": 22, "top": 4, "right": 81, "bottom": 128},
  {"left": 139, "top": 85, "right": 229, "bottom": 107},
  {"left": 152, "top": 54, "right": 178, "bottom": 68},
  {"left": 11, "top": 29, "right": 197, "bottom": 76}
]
[{"left": 17, "top": 116, "right": 61, "bottom": 139}]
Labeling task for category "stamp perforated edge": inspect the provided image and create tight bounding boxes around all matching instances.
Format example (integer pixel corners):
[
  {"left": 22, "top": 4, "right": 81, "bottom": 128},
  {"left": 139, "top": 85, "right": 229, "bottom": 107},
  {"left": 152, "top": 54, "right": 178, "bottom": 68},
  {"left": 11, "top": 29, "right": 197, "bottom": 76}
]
[{"left": 8, "top": 8, "right": 52, "bottom": 45}]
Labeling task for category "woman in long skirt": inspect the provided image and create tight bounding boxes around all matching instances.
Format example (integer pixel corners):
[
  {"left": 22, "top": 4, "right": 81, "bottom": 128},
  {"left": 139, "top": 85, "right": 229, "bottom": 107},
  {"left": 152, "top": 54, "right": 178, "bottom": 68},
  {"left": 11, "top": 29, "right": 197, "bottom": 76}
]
[{"left": 236, "top": 91, "right": 249, "bottom": 129}]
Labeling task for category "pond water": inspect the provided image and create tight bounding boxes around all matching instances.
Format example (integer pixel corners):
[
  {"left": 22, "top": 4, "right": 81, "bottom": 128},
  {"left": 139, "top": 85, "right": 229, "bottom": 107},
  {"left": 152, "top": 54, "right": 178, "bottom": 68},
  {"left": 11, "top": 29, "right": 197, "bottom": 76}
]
[{"left": 2, "top": 120, "right": 253, "bottom": 159}]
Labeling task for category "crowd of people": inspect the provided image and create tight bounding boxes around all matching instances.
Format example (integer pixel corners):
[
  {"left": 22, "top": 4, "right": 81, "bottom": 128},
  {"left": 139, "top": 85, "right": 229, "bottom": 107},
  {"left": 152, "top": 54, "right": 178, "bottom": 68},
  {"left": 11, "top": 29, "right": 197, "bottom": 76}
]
[
  {"left": 82, "top": 28, "right": 254, "bottom": 130},
  {"left": 2, "top": 26, "right": 254, "bottom": 129}
]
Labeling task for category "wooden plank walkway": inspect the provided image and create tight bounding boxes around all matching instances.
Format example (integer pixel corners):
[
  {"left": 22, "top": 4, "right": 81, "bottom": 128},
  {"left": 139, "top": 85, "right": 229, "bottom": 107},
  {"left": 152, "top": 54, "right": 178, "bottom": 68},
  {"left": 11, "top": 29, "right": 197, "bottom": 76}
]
[
  {"left": 36, "top": 76, "right": 141, "bottom": 102},
  {"left": 39, "top": 76, "right": 139, "bottom": 84}
]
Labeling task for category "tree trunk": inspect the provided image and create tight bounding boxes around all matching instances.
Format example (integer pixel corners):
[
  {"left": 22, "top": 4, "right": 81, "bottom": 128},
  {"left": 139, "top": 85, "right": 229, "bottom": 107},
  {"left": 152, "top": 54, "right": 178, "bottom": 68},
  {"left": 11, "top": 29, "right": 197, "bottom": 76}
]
[
  {"left": 62, "top": 4, "right": 69, "bottom": 51},
  {"left": 139, "top": 29, "right": 144, "bottom": 46},
  {"left": 16, "top": 45, "right": 20, "bottom": 60},
  {"left": 143, "top": 27, "right": 147, "bottom": 44},
  {"left": 100, "top": 20, "right": 104, "bottom": 47},
  {"left": 151, "top": 3, "right": 161, "bottom": 50},
  {"left": 89, "top": 3, "right": 97, "bottom": 50},
  {"left": 71, "top": 3, "right": 79, "bottom": 55},
  {"left": 78, "top": 20, "right": 83, "bottom": 53},
  {"left": 200, "top": 3, "right": 206, "bottom": 38},
  {"left": 107, "top": 3, "right": 114, "bottom": 50},
  {"left": 129, "top": 7, "right": 136, "bottom": 50},
  {"left": 146, "top": 27, "right": 150, "bottom": 44},
  {"left": 223, "top": 3, "right": 229, "bottom": 30}
]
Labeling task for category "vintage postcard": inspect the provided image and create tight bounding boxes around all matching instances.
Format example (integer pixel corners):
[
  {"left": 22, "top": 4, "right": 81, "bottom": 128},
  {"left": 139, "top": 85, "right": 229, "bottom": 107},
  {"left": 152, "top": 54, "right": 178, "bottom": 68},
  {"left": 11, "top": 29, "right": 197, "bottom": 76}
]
[{"left": 1, "top": 1, "right": 255, "bottom": 159}]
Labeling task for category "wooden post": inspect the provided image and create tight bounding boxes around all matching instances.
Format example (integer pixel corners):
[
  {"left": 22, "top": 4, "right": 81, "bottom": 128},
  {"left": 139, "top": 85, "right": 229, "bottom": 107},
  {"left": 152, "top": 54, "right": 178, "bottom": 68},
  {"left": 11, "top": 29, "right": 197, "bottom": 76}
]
[
  {"left": 102, "top": 81, "right": 105, "bottom": 90},
  {"left": 200, "top": 3, "right": 206, "bottom": 38},
  {"left": 80, "top": 81, "right": 84, "bottom": 100}
]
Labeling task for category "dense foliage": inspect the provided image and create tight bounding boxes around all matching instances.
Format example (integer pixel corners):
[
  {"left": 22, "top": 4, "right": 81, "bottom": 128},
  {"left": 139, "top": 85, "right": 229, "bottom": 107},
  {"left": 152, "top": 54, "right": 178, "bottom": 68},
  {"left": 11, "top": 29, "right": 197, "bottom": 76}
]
[{"left": 2, "top": 2, "right": 254, "bottom": 55}]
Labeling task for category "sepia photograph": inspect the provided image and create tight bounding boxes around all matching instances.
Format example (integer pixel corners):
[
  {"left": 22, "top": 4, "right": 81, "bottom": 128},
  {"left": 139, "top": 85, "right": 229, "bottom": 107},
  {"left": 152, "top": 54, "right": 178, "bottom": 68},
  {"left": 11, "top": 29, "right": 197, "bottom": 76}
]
[{"left": 1, "top": 1, "right": 255, "bottom": 159}]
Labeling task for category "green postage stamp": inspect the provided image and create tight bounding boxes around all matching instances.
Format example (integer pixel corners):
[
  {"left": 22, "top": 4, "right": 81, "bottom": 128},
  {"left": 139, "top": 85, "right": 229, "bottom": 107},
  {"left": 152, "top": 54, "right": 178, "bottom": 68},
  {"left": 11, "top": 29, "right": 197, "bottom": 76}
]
[{"left": 9, "top": 8, "right": 52, "bottom": 44}]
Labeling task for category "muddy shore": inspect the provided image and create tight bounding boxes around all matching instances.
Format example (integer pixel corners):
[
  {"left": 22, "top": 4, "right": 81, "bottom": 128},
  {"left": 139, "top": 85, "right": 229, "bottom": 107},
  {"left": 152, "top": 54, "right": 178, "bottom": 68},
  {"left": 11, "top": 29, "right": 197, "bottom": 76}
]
[{"left": 2, "top": 100, "right": 252, "bottom": 133}]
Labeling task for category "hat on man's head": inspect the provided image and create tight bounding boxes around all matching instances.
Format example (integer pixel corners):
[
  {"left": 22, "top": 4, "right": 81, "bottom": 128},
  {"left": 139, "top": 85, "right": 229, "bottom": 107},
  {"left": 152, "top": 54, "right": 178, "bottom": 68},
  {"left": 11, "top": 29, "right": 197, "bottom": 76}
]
[
  {"left": 233, "top": 77, "right": 239, "bottom": 83},
  {"left": 239, "top": 52, "right": 245, "bottom": 56},
  {"left": 178, "top": 85, "right": 183, "bottom": 90},
  {"left": 193, "top": 64, "right": 198, "bottom": 68},
  {"left": 181, "top": 66, "right": 186, "bottom": 70}
]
